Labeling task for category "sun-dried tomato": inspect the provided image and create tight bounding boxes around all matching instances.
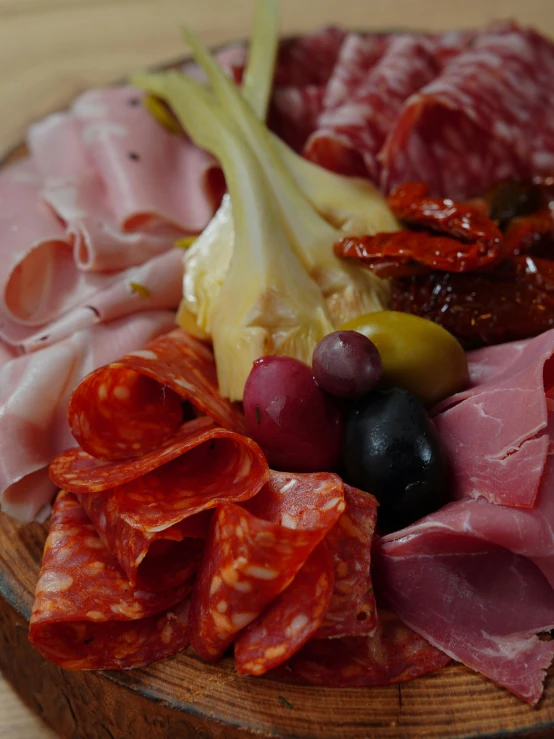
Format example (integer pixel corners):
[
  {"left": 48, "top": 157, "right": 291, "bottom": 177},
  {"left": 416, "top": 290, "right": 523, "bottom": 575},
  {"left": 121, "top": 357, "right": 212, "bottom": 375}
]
[
  {"left": 503, "top": 207, "right": 554, "bottom": 257},
  {"left": 334, "top": 183, "right": 503, "bottom": 275},
  {"left": 390, "top": 256, "right": 554, "bottom": 348}
]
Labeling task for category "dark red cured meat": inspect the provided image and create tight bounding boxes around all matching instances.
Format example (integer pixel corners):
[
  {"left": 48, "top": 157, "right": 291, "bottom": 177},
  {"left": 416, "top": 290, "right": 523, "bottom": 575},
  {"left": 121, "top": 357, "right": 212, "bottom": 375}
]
[
  {"left": 304, "top": 35, "right": 439, "bottom": 181},
  {"left": 274, "top": 608, "right": 450, "bottom": 687},
  {"left": 381, "top": 23, "right": 554, "bottom": 199},
  {"left": 29, "top": 491, "right": 192, "bottom": 670},
  {"left": 317, "top": 485, "right": 378, "bottom": 639},
  {"left": 273, "top": 26, "right": 347, "bottom": 87},
  {"left": 68, "top": 328, "right": 246, "bottom": 460},
  {"left": 189, "top": 471, "right": 345, "bottom": 661},
  {"left": 49, "top": 417, "right": 268, "bottom": 589},
  {"left": 234, "top": 542, "right": 334, "bottom": 675},
  {"left": 269, "top": 85, "right": 326, "bottom": 154}
]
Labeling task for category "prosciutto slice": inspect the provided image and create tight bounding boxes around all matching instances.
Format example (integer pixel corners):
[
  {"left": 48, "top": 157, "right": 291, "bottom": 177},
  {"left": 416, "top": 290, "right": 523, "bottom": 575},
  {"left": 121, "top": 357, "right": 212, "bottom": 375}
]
[
  {"left": 377, "top": 337, "right": 554, "bottom": 704},
  {"left": 0, "top": 310, "right": 176, "bottom": 523},
  {"left": 433, "top": 330, "right": 554, "bottom": 508}
]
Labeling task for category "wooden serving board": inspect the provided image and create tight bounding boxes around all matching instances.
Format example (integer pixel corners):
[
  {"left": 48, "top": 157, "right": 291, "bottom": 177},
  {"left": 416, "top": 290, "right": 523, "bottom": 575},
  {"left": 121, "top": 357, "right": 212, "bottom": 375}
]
[{"left": 1, "top": 88, "right": 554, "bottom": 739}]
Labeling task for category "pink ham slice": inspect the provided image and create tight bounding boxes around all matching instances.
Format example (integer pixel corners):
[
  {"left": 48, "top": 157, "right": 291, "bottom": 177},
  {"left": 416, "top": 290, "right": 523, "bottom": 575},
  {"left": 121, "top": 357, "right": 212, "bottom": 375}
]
[
  {"left": 433, "top": 330, "right": 554, "bottom": 508},
  {"left": 377, "top": 438, "right": 554, "bottom": 705},
  {"left": 381, "top": 23, "right": 554, "bottom": 198},
  {"left": 304, "top": 35, "right": 439, "bottom": 181},
  {"left": 0, "top": 310, "right": 176, "bottom": 522}
]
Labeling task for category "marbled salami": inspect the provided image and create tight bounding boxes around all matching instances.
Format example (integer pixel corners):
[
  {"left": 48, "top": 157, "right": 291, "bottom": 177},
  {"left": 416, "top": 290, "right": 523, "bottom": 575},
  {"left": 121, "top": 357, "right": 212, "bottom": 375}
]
[
  {"left": 49, "top": 417, "right": 268, "bottom": 589},
  {"left": 317, "top": 485, "right": 378, "bottom": 638},
  {"left": 68, "top": 328, "right": 246, "bottom": 460},
  {"left": 189, "top": 471, "right": 345, "bottom": 661},
  {"left": 381, "top": 23, "right": 554, "bottom": 199},
  {"left": 276, "top": 609, "right": 451, "bottom": 687},
  {"left": 235, "top": 542, "right": 334, "bottom": 675},
  {"left": 304, "top": 35, "right": 439, "bottom": 180},
  {"left": 29, "top": 491, "right": 192, "bottom": 670}
]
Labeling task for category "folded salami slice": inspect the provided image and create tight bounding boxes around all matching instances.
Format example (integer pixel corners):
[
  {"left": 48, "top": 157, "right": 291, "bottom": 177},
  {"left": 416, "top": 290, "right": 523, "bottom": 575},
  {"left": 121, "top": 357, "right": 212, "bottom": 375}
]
[
  {"left": 316, "top": 485, "right": 378, "bottom": 638},
  {"left": 276, "top": 609, "right": 450, "bottom": 687},
  {"left": 49, "top": 416, "right": 268, "bottom": 590},
  {"left": 304, "top": 35, "right": 439, "bottom": 180},
  {"left": 381, "top": 23, "right": 554, "bottom": 199},
  {"left": 234, "top": 542, "right": 334, "bottom": 675},
  {"left": 29, "top": 491, "right": 192, "bottom": 670},
  {"left": 189, "top": 471, "right": 345, "bottom": 661},
  {"left": 68, "top": 328, "right": 246, "bottom": 460}
]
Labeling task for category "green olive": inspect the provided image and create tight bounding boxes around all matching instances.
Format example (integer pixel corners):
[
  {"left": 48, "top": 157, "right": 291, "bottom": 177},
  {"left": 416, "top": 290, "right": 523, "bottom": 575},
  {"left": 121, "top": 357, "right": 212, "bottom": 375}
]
[{"left": 339, "top": 311, "right": 469, "bottom": 407}]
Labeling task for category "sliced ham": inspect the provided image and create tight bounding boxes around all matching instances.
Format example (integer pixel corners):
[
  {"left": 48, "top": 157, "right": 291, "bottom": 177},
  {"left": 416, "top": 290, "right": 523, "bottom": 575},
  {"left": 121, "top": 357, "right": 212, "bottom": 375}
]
[
  {"left": 433, "top": 330, "right": 554, "bottom": 508},
  {"left": 381, "top": 23, "right": 554, "bottom": 198},
  {"left": 0, "top": 310, "right": 176, "bottom": 522}
]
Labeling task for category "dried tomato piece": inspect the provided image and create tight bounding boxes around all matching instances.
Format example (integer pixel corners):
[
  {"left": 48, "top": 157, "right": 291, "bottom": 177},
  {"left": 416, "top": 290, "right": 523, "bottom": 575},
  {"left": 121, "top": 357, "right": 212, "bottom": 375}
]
[
  {"left": 503, "top": 207, "right": 554, "bottom": 256},
  {"left": 335, "top": 183, "right": 503, "bottom": 275},
  {"left": 390, "top": 257, "right": 554, "bottom": 347}
]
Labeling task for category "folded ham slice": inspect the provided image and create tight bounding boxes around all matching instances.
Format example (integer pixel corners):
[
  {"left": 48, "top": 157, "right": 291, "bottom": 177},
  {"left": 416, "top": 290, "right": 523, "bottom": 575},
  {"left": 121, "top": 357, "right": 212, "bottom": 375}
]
[
  {"left": 0, "top": 310, "right": 176, "bottom": 522},
  {"left": 377, "top": 334, "right": 554, "bottom": 705}
]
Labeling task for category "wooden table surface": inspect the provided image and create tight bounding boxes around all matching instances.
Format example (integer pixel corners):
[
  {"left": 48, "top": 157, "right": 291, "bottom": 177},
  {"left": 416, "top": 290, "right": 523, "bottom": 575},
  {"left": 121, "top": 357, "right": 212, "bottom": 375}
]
[{"left": 1, "top": 0, "right": 554, "bottom": 736}]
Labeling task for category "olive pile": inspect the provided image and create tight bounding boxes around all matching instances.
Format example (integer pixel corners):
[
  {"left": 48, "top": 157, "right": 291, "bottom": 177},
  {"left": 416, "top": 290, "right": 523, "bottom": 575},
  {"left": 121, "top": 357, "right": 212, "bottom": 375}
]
[{"left": 244, "top": 312, "right": 469, "bottom": 529}]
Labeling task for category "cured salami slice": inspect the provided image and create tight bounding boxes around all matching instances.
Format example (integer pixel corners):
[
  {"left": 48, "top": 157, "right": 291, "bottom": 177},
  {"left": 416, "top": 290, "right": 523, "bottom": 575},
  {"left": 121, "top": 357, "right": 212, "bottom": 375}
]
[
  {"left": 317, "top": 485, "right": 378, "bottom": 638},
  {"left": 235, "top": 542, "right": 334, "bottom": 675},
  {"left": 189, "top": 471, "right": 345, "bottom": 661},
  {"left": 29, "top": 491, "right": 192, "bottom": 670},
  {"left": 381, "top": 23, "right": 554, "bottom": 199},
  {"left": 49, "top": 417, "right": 268, "bottom": 589},
  {"left": 269, "top": 85, "right": 326, "bottom": 153},
  {"left": 273, "top": 26, "right": 347, "bottom": 87},
  {"left": 276, "top": 609, "right": 451, "bottom": 687},
  {"left": 304, "top": 35, "right": 439, "bottom": 180},
  {"left": 68, "top": 328, "right": 246, "bottom": 460}
]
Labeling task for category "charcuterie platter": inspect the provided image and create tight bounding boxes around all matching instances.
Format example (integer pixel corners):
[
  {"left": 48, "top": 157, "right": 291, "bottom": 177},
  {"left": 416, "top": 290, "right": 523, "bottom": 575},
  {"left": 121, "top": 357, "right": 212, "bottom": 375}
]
[{"left": 1, "top": 2, "right": 554, "bottom": 737}]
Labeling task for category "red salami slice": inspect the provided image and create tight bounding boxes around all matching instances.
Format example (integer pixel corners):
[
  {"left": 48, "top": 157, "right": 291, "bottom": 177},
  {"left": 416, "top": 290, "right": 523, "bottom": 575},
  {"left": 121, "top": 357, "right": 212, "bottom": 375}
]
[
  {"left": 276, "top": 609, "right": 451, "bottom": 687},
  {"left": 269, "top": 85, "right": 326, "bottom": 153},
  {"left": 189, "top": 471, "right": 345, "bottom": 661},
  {"left": 304, "top": 35, "right": 439, "bottom": 180},
  {"left": 273, "top": 26, "right": 347, "bottom": 87},
  {"left": 68, "top": 328, "right": 246, "bottom": 460},
  {"left": 381, "top": 23, "right": 554, "bottom": 199},
  {"left": 49, "top": 417, "right": 268, "bottom": 590},
  {"left": 29, "top": 491, "right": 192, "bottom": 670},
  {"left": 317, "top": 485, "right": 378, "bottom": 639},
  {"left": 234, "top": 542, "right": 334, "bottom": 675}
]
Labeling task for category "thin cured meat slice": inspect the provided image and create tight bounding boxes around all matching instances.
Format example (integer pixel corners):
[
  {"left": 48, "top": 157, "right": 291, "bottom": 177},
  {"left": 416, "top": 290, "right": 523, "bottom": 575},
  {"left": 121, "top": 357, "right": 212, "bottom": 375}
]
[
  {"left": 376, "top": 412, "right": 554, "bottom": 705},
  {"left": 235, "top": 542, "right": 334, "bottom": 675},
  {"left": 189, "top": 471, "right": 345, "bottom": 661},
  {"left": 275, "top": 609, "right": 450, "bottom": 687},
  {"left": 0, "top": 310, "right": 176, "bottom": 523},
  {"left": 381, "top": 23, "right": 554, "bottom": 199},
  {"left": 273, "top": 26, "right": 347, "bottom": 87},
  {"left": 29, "top": 491, "right": 192, "bottom": 670},
  {"left": 68, "top": 328, "right": 246, "bottom": 460},
  {"left": 304, "top": 35, "right": 439, "bottom": 181},
  {"left": 49, "top": 416, "right": 268, "bottom": 589},
  {"left": 432, "top": 329, "right": 554, "bottom": 508},
  {"left": 269, "top": 85, "right": 326, "bottom": 154},
  {"left": 316, "top": 485, "right": 378, "bottom": 639}
]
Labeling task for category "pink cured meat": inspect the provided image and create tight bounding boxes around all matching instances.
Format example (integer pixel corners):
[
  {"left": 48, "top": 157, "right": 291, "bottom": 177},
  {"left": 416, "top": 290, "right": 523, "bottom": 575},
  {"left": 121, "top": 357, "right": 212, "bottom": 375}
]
[
  {"left": 189, "top": 471, "right": 345, "bottom": 661},
  {"left": 49, "top": 417, "right": 269, "bottom": 590},
  {"left": 67, "top": 328, "right": 246, "bottom": 460},
  {"left": 234, "top": 542, "right": 334, "bottom": 675},
  {"left": 0, "top": 310, "right": 176, "bottom": 523},
  {"left": 275, "top": 609, "right": 450, "bottom": 687},
  {"left": 317, "top": 485, "right": 378, "bottom": 638},
  {"left": 29, "top": 491, "right": 192, "bottom": 670},
  {"left": 377, "top": 411, "right": 554, "bottom": 705},
  {"left": 304, "top": 35, "right": 439, "bottom": 181},
  {"left": 269, "top": 85, "right": 326, "bottom": 154},
  {"left": 432, "top": 329, "right": 554, "bottom": 508},
  {"left": 381, "top": 23, "right": 554, "bottom": 199}
]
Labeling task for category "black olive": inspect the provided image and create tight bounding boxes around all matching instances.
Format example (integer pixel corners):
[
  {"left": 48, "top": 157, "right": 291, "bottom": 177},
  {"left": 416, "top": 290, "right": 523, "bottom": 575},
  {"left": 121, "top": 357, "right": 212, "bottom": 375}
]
[{"left": 342, "top": 387, "right": 448, "bottom": 530}]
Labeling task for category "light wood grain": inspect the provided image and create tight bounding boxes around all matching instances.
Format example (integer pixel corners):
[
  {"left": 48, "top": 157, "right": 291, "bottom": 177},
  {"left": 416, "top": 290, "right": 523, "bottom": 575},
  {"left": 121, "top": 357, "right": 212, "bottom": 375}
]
[{"left": 2, "top": 1, "right": 554, "bottom": 737}]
